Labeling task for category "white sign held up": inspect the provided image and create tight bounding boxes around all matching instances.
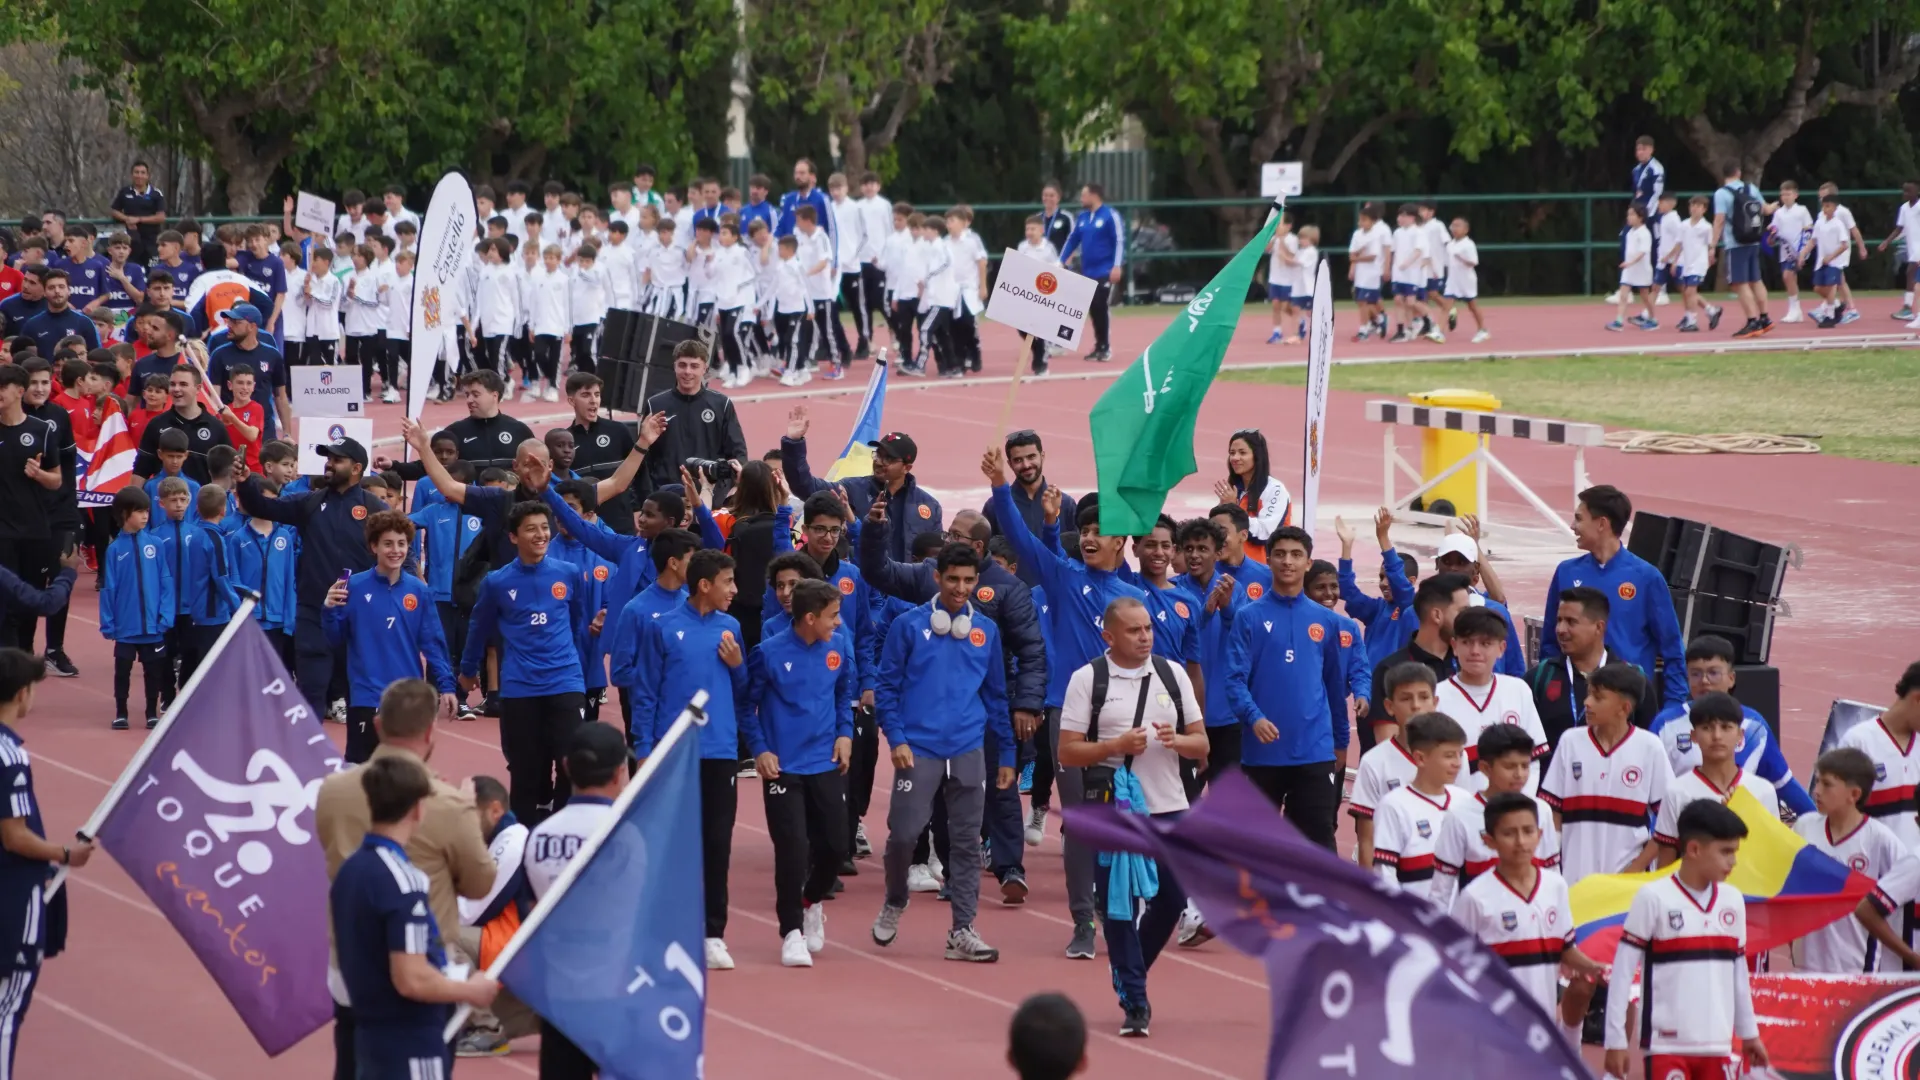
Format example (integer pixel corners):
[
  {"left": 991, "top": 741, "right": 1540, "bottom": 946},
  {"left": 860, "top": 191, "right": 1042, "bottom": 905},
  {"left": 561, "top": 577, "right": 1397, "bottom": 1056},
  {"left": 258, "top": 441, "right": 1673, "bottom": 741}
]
[
  {"left": 1260, "top": 162, "right": 1304, "bottom": 199},
  {"left": 288, "top": 366, "right": 363, "bottom": 418},
  {"left": 985, "top": 249, "right": 1099, "bottom": 349},
  {"left": 295, "top": 417, "right": 374, "bottom": 475},
  {"left": 294, "top": 192, "right": 337, "bottom": 237}
]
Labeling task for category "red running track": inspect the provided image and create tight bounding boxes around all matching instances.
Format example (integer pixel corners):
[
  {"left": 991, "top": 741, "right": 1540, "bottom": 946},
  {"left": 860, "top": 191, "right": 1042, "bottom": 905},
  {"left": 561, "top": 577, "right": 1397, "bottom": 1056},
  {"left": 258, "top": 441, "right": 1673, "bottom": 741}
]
[{"left": 27, "top": 295, "right": 1917, "bottom": 1078}]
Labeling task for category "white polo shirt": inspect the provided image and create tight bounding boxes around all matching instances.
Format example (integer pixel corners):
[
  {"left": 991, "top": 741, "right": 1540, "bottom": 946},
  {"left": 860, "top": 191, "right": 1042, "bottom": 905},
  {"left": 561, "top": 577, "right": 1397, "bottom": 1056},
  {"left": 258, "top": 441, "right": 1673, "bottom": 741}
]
[{"left": 1060, "top": 654, "right": 1203, "bottom": 815}]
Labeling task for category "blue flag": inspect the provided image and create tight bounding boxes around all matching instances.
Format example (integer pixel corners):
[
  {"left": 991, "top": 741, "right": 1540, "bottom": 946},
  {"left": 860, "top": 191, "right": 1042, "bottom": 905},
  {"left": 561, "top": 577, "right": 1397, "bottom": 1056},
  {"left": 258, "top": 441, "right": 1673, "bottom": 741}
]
[
  {"left": 1066, "top": 773, "right": 1589, "bottom": 1080},
  {"left": 824, "top": 361, "right": 886, "bottom": 481},
  {"left": 499, "top": 714, "right": 706, "bottom": 1078}
]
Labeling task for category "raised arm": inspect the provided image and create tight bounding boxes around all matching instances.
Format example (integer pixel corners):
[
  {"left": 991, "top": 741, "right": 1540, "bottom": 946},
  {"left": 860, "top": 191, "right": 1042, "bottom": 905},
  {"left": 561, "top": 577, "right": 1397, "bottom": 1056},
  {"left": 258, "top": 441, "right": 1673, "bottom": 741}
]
[{"left": 855, "top": 497, "right": 934, "bottom": 603}]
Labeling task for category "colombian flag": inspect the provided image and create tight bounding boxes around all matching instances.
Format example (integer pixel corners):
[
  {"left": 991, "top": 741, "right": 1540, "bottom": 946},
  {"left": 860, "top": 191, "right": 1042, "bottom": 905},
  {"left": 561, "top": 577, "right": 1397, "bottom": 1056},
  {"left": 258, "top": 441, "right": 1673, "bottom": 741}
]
[
  {"left": 1570, "top": 788, "right": 1875, "bottom": 963},
  {"left": 823, "top": 362, "right": 887, "bottom": 482}
]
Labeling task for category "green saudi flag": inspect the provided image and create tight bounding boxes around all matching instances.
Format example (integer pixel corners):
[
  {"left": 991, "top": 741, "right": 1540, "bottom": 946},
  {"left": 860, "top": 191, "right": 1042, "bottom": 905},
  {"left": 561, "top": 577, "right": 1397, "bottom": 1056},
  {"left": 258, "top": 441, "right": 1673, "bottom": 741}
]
[{"left": 1089, "top": 203, "right": 1284, "bottom": 535}]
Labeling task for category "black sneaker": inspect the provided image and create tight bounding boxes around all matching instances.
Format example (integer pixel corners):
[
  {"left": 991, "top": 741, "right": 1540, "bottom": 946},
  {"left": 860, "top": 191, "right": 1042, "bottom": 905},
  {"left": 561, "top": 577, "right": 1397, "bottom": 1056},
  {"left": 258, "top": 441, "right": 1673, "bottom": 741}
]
[
  {"left": 480, "top": 693, "right": 502, "bottom": 718},
  {"left": 839, "top": 858, "right": 858, "bottom": 876},
  {"left": 44, "top": 650, "right": 78, "bottom": 678},
  {"left": 111, "top": 717, "right": 129, "bottom": 730},
  {"left": 1708, "top": 306, "right": 1724, "bottom": 331},
  {"left": 1447, "top": 311, "right": 1458, "bottom": 332},
  {"left": 1120, "top": 1006, "right": 1151, "bottom": 1038},
  {"left": 146, "top": 716, "right": 159, "bottom": 729}
]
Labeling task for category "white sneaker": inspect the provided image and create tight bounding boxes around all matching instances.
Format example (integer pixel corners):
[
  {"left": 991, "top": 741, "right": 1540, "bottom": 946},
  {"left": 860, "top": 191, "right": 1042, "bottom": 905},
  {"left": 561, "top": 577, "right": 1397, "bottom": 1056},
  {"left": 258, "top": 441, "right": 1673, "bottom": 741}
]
[
  {"left": 779, "top": 369, "right": 803, "bottom": 387},
  {"left": 380, "top": 388, "right": 400, "bottom": 404},
  {"left": 853, "top": 822, "right": 872, "bottom": 857},
  {"left": 328, "top": 698, "right": 348, "bottom": 724},
  {"left": 907, "top": 864, "right": 940, "bottom": 893},
  {"left": 704, "top": 937, "right": 735, "bottom": 971},
  {"left": 1654, "top": 289, "right": 1671, "bottom": 306},
  {"left": 803, "top": 903, "right": 826, "bottom": 953},
  {"left": 541, "top": 385, "right": 559, "bottom": 403},
  {"left": 1906, "top": 316, "right": 1920, "bottom": 331},
  {"left": 1024, "top": 806, "right": 1049, "bottom": 846},
  {"left": 501, "top": 383, "right": 515, "bottom": 402},
  {"left": 780, "top": 929, "right": 813, "bottom": 968},
  {"left": 1783, "top": 303, "right": 1803, "bottom": 323},
  {"left": 1471, "top": 329, "right": 1490, "bottom": 343}
]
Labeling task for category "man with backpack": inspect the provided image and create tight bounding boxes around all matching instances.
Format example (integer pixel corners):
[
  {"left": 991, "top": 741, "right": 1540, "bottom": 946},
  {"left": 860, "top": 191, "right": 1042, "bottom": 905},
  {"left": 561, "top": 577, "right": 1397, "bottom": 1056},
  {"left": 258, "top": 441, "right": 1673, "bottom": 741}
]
[{"left": 1711, "top": 161, "right": 1772, "bottom": 338}]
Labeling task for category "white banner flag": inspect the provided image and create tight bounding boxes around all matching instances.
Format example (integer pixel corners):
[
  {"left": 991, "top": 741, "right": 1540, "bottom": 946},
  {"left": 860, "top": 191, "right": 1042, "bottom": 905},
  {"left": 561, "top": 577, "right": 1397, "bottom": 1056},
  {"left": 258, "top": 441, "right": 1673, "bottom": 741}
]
[
  {"left": 408, "top": 172, "right": 477, "bottom": 423},
  {"left": 1300, "top": 260, "right": 1334, "bottom": 530}
]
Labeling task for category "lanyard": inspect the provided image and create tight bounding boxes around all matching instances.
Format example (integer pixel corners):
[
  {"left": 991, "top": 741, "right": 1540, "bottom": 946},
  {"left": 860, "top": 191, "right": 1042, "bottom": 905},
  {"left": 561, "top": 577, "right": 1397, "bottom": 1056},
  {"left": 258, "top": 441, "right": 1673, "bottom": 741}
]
[{"left": 1566, "top": 650, "right": 1607, "bottom": 726}]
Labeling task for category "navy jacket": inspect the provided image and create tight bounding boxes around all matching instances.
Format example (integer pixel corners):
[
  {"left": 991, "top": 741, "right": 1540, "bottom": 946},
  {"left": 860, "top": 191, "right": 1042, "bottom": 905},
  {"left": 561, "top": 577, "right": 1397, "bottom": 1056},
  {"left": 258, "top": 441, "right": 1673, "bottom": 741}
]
[
  {"left": 237, "top": 476, "right": 385, "bottom": 607},
  {"left": 779, "top": 434, "right": 942, "bottom": 563}
]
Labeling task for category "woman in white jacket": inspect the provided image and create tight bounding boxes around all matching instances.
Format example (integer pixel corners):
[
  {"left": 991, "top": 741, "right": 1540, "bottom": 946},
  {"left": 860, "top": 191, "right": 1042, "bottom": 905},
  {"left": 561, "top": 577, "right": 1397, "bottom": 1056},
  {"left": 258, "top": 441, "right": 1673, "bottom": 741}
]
[{"left": 1215, "top": 428, "right": 1293, "bottom": 561}]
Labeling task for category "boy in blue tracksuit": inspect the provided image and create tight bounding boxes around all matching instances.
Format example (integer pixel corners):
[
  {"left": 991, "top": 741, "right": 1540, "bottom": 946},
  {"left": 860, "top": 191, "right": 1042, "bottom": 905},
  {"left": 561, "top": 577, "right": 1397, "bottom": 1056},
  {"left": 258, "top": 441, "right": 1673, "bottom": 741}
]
[
  {"left": 1334, "top": 511, "right": 1417, "bottom": 669},
  {"left": 985, "top": 446, "right": 1141, "bottom": 955},
  {"left": 628, "top": 550, "right": 749, "bottom": 967},
  {"left": 150, "top": 475, "right": 194, "bottom": 693},
  {"left": 871, "top": 543, "right": 1012, "bottom": 963},
  {"left": 227, "top": 506, "right": 298, "bottom": 663},
  {"left": 175, "top": 486, "right": 240, "bottom": 683},
  {"left": 743, "top": 578, "right": 855, "bottom": 964},
  {"left": 100, "top": 487, "right": 175, "bottom": 730},
  {"left": 324, "top": 510, "right": 456, "bottom": 763},
  {"left": 550, "top": 481, "right": 614, "bottom": 721},
  {"left": 459, "top": 500, "right": 587, "bottom": 828},
  {"left": 1539, "top": 485, "right": 1687, "bottom": 706},
  {"left": 408, "top": 460, "right": 485, "bottom": 706},
  {"left": 1225, "top": 526, "right": 1350, "bottom": 851},
  {"left": 1178, "top": 517, "right": 1259, "bottom": 788},
  {"left": 604, "top": 530, "right": 698, "bottom": 701},
  {"left": 1306, "top": 560, "right": 1380, "bottom": 719},
  {"left": 1648, "top": 633, "right": 1812, "bottom": 813},
  {"left": 142, "top": 428, "right": 203, "bottom": 506}
]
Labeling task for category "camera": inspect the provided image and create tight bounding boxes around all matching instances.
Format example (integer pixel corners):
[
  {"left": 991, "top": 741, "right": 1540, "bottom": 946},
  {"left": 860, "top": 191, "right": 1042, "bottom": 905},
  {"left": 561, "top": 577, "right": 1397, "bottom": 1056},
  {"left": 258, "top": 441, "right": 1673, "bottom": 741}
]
[{"left": 684, "top": 457, "right": 738, "bottom": 484}]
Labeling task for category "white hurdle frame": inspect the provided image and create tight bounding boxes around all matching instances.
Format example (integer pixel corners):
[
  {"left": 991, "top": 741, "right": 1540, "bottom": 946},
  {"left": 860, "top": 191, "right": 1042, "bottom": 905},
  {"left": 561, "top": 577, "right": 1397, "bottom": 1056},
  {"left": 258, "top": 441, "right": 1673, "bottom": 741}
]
[{"left": 1368, "top": 400, "right": 1605, "bottom": 540}]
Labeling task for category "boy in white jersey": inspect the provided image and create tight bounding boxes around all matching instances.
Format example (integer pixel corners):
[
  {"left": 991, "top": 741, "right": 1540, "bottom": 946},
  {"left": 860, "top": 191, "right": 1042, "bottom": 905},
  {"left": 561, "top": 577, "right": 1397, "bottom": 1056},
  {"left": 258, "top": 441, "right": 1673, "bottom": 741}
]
[
  {"left": 1346, "top": 204, "right": 1386, "bottom": 340},
  {"left": 913, "top": 215, "right": 957, "bottom": 377},
  {"left": 1417, "top": 202, "right": 1450, "bottom": 319},
  {"left": 1608, "top": 205, "right": 1656, "bottom": 331},
  {"left": 794, "top": 205, "right": 844, "bottom": 378},
  {"left": 1451, "top": 791, "right": 1600, "bottom": 1021},
  {"left": 599, "top": 221, "right": 637, "bottom": 311},
  {"left": 1838, "top": 660, "right": 1920, "bottom": 852},
  {"left": 1434, "top": 607, "right": 1547, "bottom": 795},
  {"left": 1015, "top": 214, "right": 1060, "bottom": 375},
  {"left": 1371, "top": 712, "right": 1473, "bottom": 903},
  {"left": 1440, "top": 217, "right": 1488, "bottom": 343},
  {"left": 1652, "top": 692, "right": 1779, "bottom": 865},
  {"left": 711, "top": 222, "right": 757, "bottom": 388},
  {"left": 1604, "top": 800, "right": 1769, "bottom": 1080},
  {"left": 567, "top": 243, "right": 608, "bottom": 392},
  {"left": 1672, "top": 195, "right": 1722, "bottom": 332},
  {"left": 523, "top": 723, "right": 631, "bottom": 1074},
  {"left": 1794, "top": 747, "right": 1914, "bottom": 973},
  {"left": 1541, "top": 662, "right": 1671, "bottom": 883},
  {"left": 1293, "top": 225, "right": 1320, "bottom": 331},
  {"left": 1819, "top": 182, "right": 1866, "bottom": 322},
  {"left": 748, "top": 219, "right": 779, "bottom": 370},
  {"left": 1770, "top": 180, "right": 1813, "bottom": 322},
  {"left": 1265, "top": 215, "right": 1298, "bottom": 345},
  {"left": 1387, "top": 204, "right": 1438, "bottom": 343},
  {"left": 1876, "top": 180, "right": 1920, "bottom": 321},
  {"left": 645, "top": 218, "right": 687, "bottom": 320},
  {"left": 1435, "top": 724, "right": 1560, "bottom": 907},
  {"left": 1812, "top": 193, "right": 1856, "bottom": 328},
  {"left": 1351, "top": 662, "right": 1438, "bottom": 867},
  {"left": 944, "top": 206, "right": 988, "bottom": 373},
  {"left": 771, "top": 235, "right": 813, "bottom": 383},
  {"left": 687, "top": 218, "right": 720, "bottom": 327},
  {"left": 302, "top": 245, "right": 342, "bottom": 365},
  {"left": 881, "top": 203, "right": 920, "bottom": 360}
]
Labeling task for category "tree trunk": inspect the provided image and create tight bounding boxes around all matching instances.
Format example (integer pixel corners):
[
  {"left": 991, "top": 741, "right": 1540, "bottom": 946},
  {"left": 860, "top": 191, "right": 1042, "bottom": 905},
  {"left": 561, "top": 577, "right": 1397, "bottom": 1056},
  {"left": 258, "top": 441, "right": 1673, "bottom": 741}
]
[
  {"left": 838, "top": 111, "right": 868, "bottom": 180},
  {"left": 221, "top": 157, "right": 276, "bottom": 216}
]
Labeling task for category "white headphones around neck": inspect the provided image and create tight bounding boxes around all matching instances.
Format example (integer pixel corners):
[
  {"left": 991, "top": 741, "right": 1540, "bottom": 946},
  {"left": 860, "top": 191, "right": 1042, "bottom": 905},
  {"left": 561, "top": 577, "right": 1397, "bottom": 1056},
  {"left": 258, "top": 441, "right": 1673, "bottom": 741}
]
[{"left": 928, "top": 602, "right": 974, "bottom": 639}]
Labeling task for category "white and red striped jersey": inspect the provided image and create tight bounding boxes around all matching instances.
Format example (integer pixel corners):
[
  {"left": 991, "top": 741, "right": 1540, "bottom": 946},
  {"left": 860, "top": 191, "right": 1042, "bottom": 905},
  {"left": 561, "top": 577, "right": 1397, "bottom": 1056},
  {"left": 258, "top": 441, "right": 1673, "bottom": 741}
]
[
  {"left": 1450, "top": 866, "right": 1574, "bottom": 1015},
  {"left": 1432, "top": 791, "right": 1561, "bottom": 908},
  {"left": 1651, "top": 767, "right": 1780, "bottom": 849},
  {"left": 1540, "top": 724, "right": 1672, "bottom": 885},
  {"left": 1792, "top": 813, "right": 1911, "bottom": 973},
  {"left": 1348, "top": 738, "right": 1418, "bottom": 821},
  {"left": 1373, "top": 783, "right": 1472, "bottom": 902},
  {"left": 1841, "top": 718, "right": 1920, "bottom": 850},
  {"left": 1604, "top": 877, "right": 1757, "bottom": 1057},
  {"left": 1435, "top": 674, "right": 1550, "bottom": 795}
]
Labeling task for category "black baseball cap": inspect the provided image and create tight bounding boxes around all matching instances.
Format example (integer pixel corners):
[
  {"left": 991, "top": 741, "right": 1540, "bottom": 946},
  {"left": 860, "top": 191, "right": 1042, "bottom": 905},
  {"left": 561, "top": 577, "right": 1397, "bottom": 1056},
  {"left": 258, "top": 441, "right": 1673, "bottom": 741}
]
[
  {"left": 319, "top": 436, "right": 369, "bottom": 469},
  {"left": 869, "top": 432, "right": 917, "bottom": 463},
  {"left": 565, "top": 722, "right": 634, "bottom": 784}
]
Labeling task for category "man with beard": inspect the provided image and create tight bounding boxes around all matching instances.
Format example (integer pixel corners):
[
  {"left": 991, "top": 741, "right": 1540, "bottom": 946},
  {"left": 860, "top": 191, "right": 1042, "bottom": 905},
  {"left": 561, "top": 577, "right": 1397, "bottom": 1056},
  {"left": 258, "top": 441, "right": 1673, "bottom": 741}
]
[
  {"left": 19, "top": 270, "right": 99, "bottom": 358},
  {"left": 235, "top": 436, "right": 388, "bottom": 716},
  {"left": 0, "top": 267, "right": 47, "bottom": 336},
  {"left": 776, "top": 158, "right": 833, "bottom": 242},
  {"left": 206, "top": 303, "right": 293, "bottom": 442},
  {"left": 983, "top": 429, "right": 1076, "bottom": 589},
  {"left": 130, "top": 363, "right": 232, "bottom": 485},
  {"left": 778, "top": 405, "right": 940, "bottom": 562},
  {"left": 129, "top": 309, "right": 189, "bottom": 389},
  {"left": 1366, "top": 573, "right": 1471, "bottom": 752}
]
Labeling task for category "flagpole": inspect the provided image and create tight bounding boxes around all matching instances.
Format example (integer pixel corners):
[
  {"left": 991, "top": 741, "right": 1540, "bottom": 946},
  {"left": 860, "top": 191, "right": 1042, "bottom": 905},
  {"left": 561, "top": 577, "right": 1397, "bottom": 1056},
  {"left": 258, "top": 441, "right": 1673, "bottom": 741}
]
[
  {"left": 995, "top": 337, "right": 1031, "bottom": 443},
  {"left": 46, "top": 596, "right": 261, "bottom": 901},
  {"left": 443, "top": 691, "right": 709, "bottom": 1043}
]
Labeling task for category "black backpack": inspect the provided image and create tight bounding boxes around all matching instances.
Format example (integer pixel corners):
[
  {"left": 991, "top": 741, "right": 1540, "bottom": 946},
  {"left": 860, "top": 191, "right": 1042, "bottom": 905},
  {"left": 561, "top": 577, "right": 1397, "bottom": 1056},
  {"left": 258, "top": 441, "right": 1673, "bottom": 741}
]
[
  {"left": 1727, "top": 183, "right": 1764, "bottom": 246},
  {"left": 1081, "top": 655, "right": 1186, "bottom": 804}
]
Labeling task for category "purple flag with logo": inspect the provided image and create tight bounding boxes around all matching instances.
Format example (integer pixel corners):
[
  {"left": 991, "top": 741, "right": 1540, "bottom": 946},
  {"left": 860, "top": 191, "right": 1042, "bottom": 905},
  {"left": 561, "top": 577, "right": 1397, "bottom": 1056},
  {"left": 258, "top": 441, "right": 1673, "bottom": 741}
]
[
  {"left": 1066, "top": 773, "right": 1592, "bottom": 1080},
  {"left": 91, "top": 616, "right": 344, "bottom": 1055}
]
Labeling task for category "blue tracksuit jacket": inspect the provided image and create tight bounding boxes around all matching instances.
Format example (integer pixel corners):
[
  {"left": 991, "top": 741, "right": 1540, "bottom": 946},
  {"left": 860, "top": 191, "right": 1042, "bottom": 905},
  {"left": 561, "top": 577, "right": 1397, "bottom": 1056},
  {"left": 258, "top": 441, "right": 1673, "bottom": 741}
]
[
  {"left": 1338, "top": 552, "right": 1415, "bottom": 669},
  {"left": 1226, "top": 591, "right": 1351, "bottom": 766},
  {"left": 629, "top": 600, "right": 750, "bottom": 759},
  {"left": 323, "top": 569, "right": 455, "bottom": 707},
  {"left": 876, "top": 600, "right": 1014, "bottom": 766},
  {"left": 227, "top": 522, "right": 298, "bottom": 632},
  {"left": 460, "top": 556, "right": 588, "bottom": 697},
  {"left": 100, "top": 529, "right": 175, "bottom": 644},
  {"left": 607, "top": 583, "right": 687, "bottom": 691},
  {"left": 743, "top": 628, "right": 856, "bottom": 774},
  {"left": 1539, "top": 548, "right": 1687, "bottom": 705}
]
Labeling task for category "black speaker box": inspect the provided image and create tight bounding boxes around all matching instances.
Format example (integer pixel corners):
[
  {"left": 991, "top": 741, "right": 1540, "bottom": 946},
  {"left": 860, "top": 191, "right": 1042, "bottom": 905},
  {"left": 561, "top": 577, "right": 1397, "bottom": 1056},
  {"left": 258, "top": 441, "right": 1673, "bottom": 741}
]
[
  {"left": 598, "top": 307, "right": 641, "bottom": 364},
  {"left": 1677, "top": 525, "right": 1790, "bottom": 611},
  {"left": 1732, "top": 664, "right": 1781, "bottom": 738},
  {"left": 1626, "top": 512, "right": 1687, "bottom": 582}
]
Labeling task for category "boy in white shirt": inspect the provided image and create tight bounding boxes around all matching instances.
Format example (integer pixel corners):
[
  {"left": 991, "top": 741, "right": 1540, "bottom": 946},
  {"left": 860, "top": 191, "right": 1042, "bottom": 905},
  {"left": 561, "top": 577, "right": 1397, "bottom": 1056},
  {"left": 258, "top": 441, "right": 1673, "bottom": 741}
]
[
  {"left": 883, "top": 204, "right": 921, "bottom": 362},
  {"left": 1418, "top": 202, "right": 1450, "bottom": 318},
  {"left": 1293, "top": 225, "right": 1320, "bottom": 333},
  {"left": 500, "top": 182, "right": 534, "bottom": 243},
  {"left": 945, "top": 206, "right": 989, "bottom": 373},
  {"left": 1350, "top": 662, "right": 1437, "bottom": 868},
  {"left": 599, "top": 221, "right": 637, "bottom": 311},
  {"left": 1371, "top": 712, "right": 1473, "bottom": 904},
  {"left": 1440, "top": 217, "right": 1488, "bottom": 343},
  {"left": 794, "top": 205, "right": 844, "bottom": 378},
  {"left": 568, "top": 243, "right": 607, "bottom": 384},
  {"left": 1436, "top": 608, "right": 1547, "bottom": 796},
  {"left": 1875, "top": 180, "right": 1920, "bottom": 321},
  {"left": 538, "top": 182, "right": 568, "bottom": 242},
  {"left": 771, "top": 235, "right": 813, "bottom": 384},
  {"left": 1265, "top": 215, "right": 1298, "bottom": 346},
  {"left": 1015, "top": 214, "right": 1060, "bottom": 375},
  {"left": 687, "top": 218, "right": 721, "bottom": 327},
  {"left": 1653, "top": 191, "right": 1686, "bottom": 320},
  {"left": 1434, "top": 724, "right": 1561, "bottom": 909},
  {"left": 1347, "top": 204, "right": 1386, "bottom": 340},
  {"left": 645, "top": 219, "right": 687, "bottom": 320},
  {"left": 1813, "top": 192, "right": 1857, "bottom": 327},
  {"left": 280, "top": 243, "right": 309, "bottom": 365},
  {"left": 827, "top": 173, "right": 870, "bottom": 358},
  {"left": 383, "top": 249, "right": 413, "bottom": 405},
  {"left": 748, "top": 219, "right": 779, "bottom": 370},
  {"left": 1540, "top": 662, "right": 1671, "bottom": 883},
  {"left": 1388, "top": 204, "right": 1437, "bottom": 343},
  {"left": 526, "top": 245, "right": 570, "bottom": 400},
  {"left": 1672, "top": 196, "right": 1722, "bottom": 332},
  {"left": 1792, "top": 747, "right": 1914, "bottom": 973},
  {"left": 342, "top": 243, "right": 385, "bottom": 401},
  {"left": 1650, "top": 692, "right": 1778, "bottom": 866},
  {"left": 302, "top": 246, "right": 342, "bottom": 365},
  {"left": 711, "top": 222, "right": 758, "bottom": 388},
  {"left": 1818, "top": 182, "right": 1866, "bottom": 323},
  {"left": 1770, "top": 181, "right": 1813, "bottom": 322},
  {"left": 914, "top": 216, "right": 957, "bottom": 378},
  {"left": 473, "top": 239, "right": 518, "bottom": 382},
  {"left": 1608, "top": 205, "right": 1656, "bottom": 331}
]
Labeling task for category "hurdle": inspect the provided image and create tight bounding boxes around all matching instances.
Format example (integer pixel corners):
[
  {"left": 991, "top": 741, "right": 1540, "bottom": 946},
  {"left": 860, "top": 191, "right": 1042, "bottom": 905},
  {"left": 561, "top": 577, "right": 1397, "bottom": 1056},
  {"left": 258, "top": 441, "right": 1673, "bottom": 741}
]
[{"left": 1366, "top": 399, "right": 1606, "bottom": 540}]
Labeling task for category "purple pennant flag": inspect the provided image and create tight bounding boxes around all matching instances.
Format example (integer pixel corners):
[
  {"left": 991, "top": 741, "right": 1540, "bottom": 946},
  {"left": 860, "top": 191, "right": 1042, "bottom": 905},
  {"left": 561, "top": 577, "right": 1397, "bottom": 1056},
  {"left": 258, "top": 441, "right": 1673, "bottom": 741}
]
[
  {"left": 91, "top": 617, "right": 345, "bottom": 1056},
  {"left": 1066, "top": 773, "right": 1592, "bottom": 1080}
]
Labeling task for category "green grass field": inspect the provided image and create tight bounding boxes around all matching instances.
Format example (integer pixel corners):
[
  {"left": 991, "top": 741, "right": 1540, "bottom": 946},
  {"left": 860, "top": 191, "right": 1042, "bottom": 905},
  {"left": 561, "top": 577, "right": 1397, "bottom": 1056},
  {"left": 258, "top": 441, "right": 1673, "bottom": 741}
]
[{"left": 1218, "top": 348, "right": 1920, "bottom": 465}]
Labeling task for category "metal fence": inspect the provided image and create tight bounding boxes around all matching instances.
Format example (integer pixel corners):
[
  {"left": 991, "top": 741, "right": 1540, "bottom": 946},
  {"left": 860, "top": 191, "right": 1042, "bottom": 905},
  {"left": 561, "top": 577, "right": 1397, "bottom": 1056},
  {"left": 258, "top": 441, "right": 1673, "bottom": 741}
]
[{"left": 53, "top": 187, "right": 1912, "bottom": 299}]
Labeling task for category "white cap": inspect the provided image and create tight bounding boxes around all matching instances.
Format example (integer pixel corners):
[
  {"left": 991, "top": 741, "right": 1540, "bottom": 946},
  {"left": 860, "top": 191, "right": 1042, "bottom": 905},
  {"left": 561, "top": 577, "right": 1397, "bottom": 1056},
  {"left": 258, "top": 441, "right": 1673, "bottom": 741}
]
[{"left": 1436, "top": 534, "right": 1479, "bottom": 564}]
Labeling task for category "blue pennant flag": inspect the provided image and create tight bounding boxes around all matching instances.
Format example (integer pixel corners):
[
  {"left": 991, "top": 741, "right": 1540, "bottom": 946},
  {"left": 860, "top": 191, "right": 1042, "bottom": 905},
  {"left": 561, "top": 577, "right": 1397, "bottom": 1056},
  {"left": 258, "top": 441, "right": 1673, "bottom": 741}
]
[{"left": 489, "top": 705, "right": 707, "bottom": 1078}]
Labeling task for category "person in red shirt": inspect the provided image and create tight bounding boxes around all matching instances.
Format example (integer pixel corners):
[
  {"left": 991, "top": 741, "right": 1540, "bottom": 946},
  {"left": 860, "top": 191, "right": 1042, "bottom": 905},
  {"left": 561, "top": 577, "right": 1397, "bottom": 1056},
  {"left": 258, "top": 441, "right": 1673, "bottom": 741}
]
[
  {"left": 0, "top": 234, "right": 22, "bottom": 305},
  {"left": 221, "top": 363, "right": 265, "bottom": 470},
  {"left": 128, "top": 372, "right": 171, "bottom": 446}
]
